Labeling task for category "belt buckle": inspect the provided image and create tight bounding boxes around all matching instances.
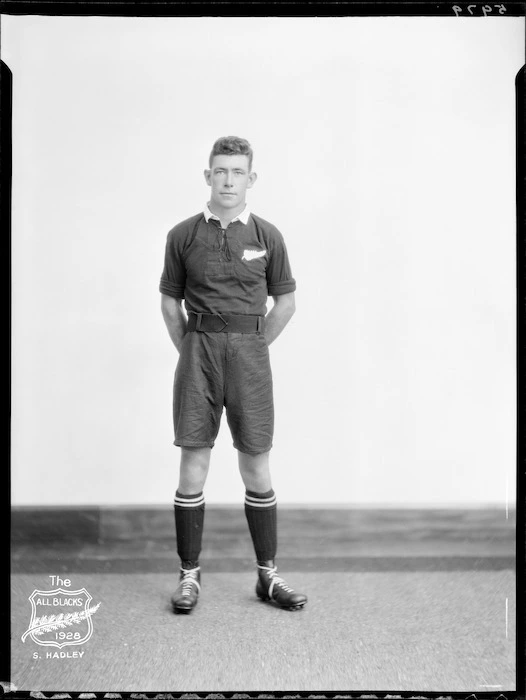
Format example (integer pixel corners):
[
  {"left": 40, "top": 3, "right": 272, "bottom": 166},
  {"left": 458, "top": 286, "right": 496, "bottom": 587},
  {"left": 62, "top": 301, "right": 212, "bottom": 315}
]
[{"left": 216, "top": 313, "right": 229, "bottom": 332}]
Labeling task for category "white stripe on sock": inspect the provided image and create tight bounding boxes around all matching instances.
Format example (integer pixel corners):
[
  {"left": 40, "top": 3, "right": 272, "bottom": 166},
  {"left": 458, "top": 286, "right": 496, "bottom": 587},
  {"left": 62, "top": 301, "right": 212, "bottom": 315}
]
[
  {"left": 245, "top": 494, "right": 277, "bottom": 508},
  {"left": 174, "top": 494, "right": 205, "bottom": 507}
]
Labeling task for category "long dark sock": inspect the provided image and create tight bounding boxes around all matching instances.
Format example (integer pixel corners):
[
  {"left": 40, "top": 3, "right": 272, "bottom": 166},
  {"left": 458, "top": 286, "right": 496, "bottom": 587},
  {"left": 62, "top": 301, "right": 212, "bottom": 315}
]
[
  {"left": 244, "top": 489, "right": 277, "bottom": 563},
  {"left": 173, "top": 490, "right": 205, "bottom": 568}
]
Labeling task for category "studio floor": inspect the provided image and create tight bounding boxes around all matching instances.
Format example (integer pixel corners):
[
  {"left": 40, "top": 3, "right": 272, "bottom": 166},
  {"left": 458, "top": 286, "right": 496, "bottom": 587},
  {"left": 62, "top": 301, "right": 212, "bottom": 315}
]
[{"left": 10, "top": 507, "right": 516, "bottom": 694}]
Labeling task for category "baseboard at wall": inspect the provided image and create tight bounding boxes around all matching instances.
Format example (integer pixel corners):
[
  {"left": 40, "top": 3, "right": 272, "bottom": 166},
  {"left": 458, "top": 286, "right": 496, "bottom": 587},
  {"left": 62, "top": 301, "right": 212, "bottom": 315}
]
[{"left": 11, "top": 504, "right": 516, "bottom": 547}]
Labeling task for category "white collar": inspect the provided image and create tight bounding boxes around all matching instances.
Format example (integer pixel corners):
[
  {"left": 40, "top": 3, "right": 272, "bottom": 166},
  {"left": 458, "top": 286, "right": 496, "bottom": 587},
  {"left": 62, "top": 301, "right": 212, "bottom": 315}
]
[{"left": 204, "top": 203, "right": 251, "bottom": 225}]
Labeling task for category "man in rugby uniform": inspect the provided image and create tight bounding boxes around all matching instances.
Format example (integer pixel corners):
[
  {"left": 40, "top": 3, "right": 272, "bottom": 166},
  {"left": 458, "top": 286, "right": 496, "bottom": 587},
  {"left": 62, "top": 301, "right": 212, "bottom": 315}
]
[{"left": 160, "top": 136, "right": 307, "bottom": 614}]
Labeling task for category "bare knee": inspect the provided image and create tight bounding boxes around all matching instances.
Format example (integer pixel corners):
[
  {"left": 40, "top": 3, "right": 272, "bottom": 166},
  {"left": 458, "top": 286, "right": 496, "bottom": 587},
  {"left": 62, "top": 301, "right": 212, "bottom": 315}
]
[
  {"left": 178, "top": 447, "right": 211, "bottom": 493},
  {"left": 238, "top": 450, "right": 272, "bottom": 492}
]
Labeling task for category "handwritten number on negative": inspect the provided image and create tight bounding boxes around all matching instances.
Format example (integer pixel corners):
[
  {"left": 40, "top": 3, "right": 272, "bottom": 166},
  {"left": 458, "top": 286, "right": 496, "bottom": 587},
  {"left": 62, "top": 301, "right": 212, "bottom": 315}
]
[{"left": 452, "top": 4, "right": 507, "bottom": 15}]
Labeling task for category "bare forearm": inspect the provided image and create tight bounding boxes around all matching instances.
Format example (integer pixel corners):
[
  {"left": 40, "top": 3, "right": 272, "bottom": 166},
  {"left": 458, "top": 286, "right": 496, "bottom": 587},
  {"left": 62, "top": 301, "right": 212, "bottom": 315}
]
[
  {"left": 264, "top": 293, "right": 296, "bottom": 345},
  {"left": 161, "top": 295, "right": 187, "bottom": 352}
]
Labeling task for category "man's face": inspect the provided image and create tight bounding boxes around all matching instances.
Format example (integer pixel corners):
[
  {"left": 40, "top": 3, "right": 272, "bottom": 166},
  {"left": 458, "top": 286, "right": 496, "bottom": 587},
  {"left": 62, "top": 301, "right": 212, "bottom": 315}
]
[{"left": 204, "top": 154, "right": 257, "bottom": 213}]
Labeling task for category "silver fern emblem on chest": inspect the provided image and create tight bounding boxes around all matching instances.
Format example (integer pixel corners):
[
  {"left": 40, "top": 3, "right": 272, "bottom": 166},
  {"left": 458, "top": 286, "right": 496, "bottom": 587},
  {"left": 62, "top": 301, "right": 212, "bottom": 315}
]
[{"left": 242, "top": 249, "right": 267, "bottom": 261}]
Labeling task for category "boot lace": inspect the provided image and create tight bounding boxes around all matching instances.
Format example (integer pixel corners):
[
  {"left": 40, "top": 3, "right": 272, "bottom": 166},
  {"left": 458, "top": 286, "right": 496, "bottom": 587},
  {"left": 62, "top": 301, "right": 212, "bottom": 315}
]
[
  {"left": 258, "top": 565, "right": 294, "bottom": 598},
  {"left": 214, "top": 227, "right": 232, "bottom": 261},
  {"left": 179, "top": 566, "right": 201, "bottom": 597}
]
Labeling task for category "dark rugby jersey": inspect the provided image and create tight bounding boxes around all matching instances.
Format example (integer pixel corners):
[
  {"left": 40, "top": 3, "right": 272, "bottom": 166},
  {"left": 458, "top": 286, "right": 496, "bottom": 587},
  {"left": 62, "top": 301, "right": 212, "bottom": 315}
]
[{"left": 159, "top": 212, "right": 296, "bottom": 317}]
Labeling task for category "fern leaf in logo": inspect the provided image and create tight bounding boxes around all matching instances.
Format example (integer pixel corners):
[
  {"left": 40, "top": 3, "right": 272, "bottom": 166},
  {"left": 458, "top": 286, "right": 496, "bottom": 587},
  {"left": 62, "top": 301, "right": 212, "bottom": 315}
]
[
  {"left": 21, "top": 603, "right": 101, "bottom": 643},
  {"left": 242, "top": 249, "right": 266, "bottom": 261}
]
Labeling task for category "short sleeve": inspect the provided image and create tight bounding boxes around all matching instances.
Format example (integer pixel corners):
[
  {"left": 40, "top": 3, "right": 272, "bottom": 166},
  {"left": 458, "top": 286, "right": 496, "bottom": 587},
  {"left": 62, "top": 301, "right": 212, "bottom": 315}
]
[
  {"left": 159, "top": 227, "right": 186, "bottom": 299},
  {"left": 266, "top": 229, "right": 296, "bottom": 296}
]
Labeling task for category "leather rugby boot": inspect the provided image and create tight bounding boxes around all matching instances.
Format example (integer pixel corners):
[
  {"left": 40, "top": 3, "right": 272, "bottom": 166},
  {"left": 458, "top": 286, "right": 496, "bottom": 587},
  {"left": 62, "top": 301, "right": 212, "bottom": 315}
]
[
  {"left": 171, "top": 566, "right": 201, "bottom": 614},
  {"left": 256, "top": 564, "right": 307, "bottom": 610}
]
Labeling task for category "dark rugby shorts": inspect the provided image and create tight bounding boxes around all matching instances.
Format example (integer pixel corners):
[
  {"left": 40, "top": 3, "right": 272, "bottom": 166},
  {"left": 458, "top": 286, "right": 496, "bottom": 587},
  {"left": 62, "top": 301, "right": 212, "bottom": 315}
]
[{"left": 173, "top": 331, "right": 274, "bottom": 454}]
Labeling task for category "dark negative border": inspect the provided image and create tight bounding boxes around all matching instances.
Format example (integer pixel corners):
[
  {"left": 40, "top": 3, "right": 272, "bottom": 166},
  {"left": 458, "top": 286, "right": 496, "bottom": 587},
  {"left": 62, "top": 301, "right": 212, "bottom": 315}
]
[
  {"left": 1, "top": 3, "right": 525, "bottom": 699},
  {"left": 0, "top": 0, "right": 525, "bottom": 15},
  {"left": 1, "top": 59, "right": 13, "bottom": 696}
]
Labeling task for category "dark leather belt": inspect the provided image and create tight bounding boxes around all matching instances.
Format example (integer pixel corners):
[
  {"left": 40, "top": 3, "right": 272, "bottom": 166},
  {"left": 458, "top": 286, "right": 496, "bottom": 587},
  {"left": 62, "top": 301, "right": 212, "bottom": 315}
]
[{"left": 187, "top": 312, "right": 264, "bottom": 334}]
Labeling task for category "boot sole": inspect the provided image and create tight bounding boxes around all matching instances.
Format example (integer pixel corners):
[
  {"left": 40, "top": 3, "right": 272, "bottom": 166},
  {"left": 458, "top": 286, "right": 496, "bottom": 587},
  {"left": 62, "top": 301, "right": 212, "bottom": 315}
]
[
  {"left": 257, "top": 594, "right": 307, "bottom": 611},
  {"left": 172, "top": 604, "right": 195, "bottom": 614}
]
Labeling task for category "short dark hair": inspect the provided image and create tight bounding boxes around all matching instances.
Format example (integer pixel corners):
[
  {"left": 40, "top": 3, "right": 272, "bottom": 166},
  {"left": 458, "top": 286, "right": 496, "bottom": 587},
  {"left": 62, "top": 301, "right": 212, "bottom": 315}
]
[{"left": 209, "top": 136, "right": 253, "bottom": 170}]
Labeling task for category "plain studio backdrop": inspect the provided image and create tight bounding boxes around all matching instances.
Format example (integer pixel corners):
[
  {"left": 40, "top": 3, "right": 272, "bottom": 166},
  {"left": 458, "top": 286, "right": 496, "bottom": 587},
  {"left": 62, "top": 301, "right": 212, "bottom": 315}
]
[{"left": 4, "top": 15, "right": 523, "bottom": 507}]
